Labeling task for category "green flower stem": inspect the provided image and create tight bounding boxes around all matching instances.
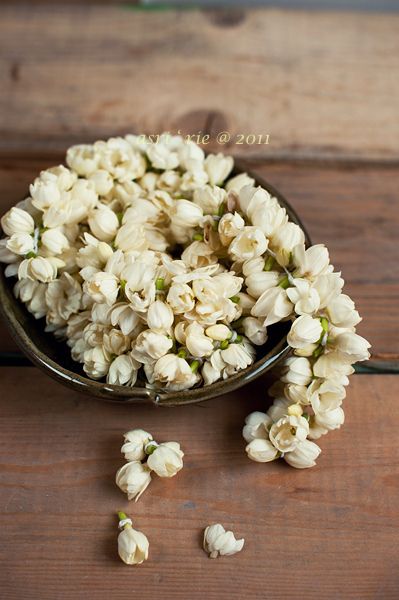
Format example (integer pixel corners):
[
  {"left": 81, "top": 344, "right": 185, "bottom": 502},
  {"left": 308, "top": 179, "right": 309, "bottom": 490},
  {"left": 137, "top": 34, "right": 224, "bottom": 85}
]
[
  {"left": 177, "top": 348, "right": 187, "bottom": 359},
  {"left": 190, "top": 360, "right": 200, "bottom": 373},
  {"left": 117, "top": 511, "right": 132, "bottom": 529},
  {"left": 192, "top": 232, "right": 204, "bottom": 241}
]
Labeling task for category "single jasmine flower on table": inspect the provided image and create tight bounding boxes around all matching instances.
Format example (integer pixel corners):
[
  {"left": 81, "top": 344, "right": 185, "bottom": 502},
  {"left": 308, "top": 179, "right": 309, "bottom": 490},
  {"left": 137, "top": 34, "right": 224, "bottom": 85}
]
[
  {"left": 117, "top": 511, "right": 149, "bottom": 565},
  {"left": 203, "top": 524, "right": 244, "bottom": 559}
]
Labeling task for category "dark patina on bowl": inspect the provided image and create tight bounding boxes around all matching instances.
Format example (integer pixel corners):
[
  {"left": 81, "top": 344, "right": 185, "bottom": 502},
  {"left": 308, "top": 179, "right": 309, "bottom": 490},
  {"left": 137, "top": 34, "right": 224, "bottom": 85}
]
[{"left": 0, "top": 165, "right": 310, "bottom": 406}]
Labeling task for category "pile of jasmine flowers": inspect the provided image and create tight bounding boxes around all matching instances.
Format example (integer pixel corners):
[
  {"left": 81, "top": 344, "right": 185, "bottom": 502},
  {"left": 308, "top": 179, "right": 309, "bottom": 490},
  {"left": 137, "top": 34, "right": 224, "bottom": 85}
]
[{"left": 0, "top": 133, "right": 370, "bottom": 468}]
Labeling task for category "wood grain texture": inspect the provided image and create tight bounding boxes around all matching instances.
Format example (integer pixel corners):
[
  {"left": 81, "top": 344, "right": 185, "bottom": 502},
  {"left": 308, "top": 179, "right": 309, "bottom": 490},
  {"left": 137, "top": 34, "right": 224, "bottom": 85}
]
[
  {"left": 1, "top": 5, "right": 399, "bottom": 160},
  {"left": 0, "top": 157, "right": 397, "bottom": 359},
  {"left": 0, "top": 368, "right": 398, "bottom": 600}
]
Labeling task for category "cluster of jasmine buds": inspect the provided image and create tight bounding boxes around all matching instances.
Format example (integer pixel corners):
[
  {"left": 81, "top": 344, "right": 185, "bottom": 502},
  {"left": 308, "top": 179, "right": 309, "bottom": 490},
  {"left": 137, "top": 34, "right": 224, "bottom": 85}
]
[
  {"left": 0, "top": 133, "right": 370, "bottom": 465},
  {"left": 116, "top": 428, "right": 184, "bottom": 501}
]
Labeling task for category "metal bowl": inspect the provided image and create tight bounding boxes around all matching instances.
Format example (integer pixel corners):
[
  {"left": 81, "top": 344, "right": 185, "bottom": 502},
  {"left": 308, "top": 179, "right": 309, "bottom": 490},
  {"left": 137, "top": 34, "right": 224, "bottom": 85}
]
[{"left": 0, "top": 165, "right": 310, "bottom": 406}]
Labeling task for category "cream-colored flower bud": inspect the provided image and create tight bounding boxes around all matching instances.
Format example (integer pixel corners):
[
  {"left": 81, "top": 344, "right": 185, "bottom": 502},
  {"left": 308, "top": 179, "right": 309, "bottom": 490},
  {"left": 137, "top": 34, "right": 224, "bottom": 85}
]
[
  {"left": 245, "top": 270, "right": 280, "bottom": 299},
  {"left": 218, "top": 212, "right": 245, "bottom": 246},
  {"left": 107, "top": 354, "right": 139, "bottom": 386},
  {"left": 153, "top": 354, "right": 199, "bottom": 391},
  {"left": 83, "top": 345, "right": 111, "bottom": 379},
  {"left": 86, "top": 271, "right": 120, "bottom": 306},
  {"left": 121, "top": 429, "right": 153, "bottom": 462},
  {"left": 229, "top": 226, "right": 268, "bottom": 262},
  {"left": 287, "top": 315, "right": 323, "bottom": 349},
  {"left": 225, "top": 172, "right": 255, "bottom": 193},
  {"left": 327, "top": 294, "right": 361, "bottom": 328},
  {"left": 132, "top": 330, "right": 173, "bottom": 364},
  {"left": 193, "top": 185, "right": 226, "bottom": 215},
  {"left": 66, "top": 144, "right": 100, "bottom": 176},
  {"left": 103, "top": 328, "right": 130, "bottom": 355},
  {"left": 205, "top": 324, "right": 231, "bottom": 341},
  {"left": 88, "top": 207, "right": 119, "bottom": 242},
  {"left": 6, "top": 232, "right": 34, "bottom": 255},
  {"left": 284, "top": 439, "right": 321, "bottom": 469},
  {"left": 146, "top": 142, "right": 179, "bottom": 170},
  {"left": 88, "top": 169, "right": 114, "bottom": 195},
  {"left": 115, "top": 461, "right": 152, "bottom": 501},
  {"left": 117, "top": 513, "right": 149, "bottom": 565},
  {"left": 281, "top": 356, "right": 313, "bottom": 386},
  {"left": 246, "top": 438, "right": 279, "bottom": 462},
  {"left": 185, "top": 322, "right": 214, "bottom": 357},
  {"left": 242, "top": 411, "right": 271, "bottom": 442},
  {"left": 269, "top": 415, "right": 309, "bottom": 453},
  {"left": 167, "top": 282, "right": 195, "bottom": 314},
  {"left": 1, "top": 207, "right": 35, "bottom": 236},
  {"left": 41, "top": 228, "right": 70, "bottom": 254},
  {"left": 18, "top": 256, "right": 57, "bottom": 283},
  {"left": 287, "top": 403, "right": 303, "bottom": 417},
  {"left": 204, "top": 153, "right": 234, "bottom": 186},
  {"left": 251, "top": 287, "right": 293, "bottom": 326},
  {"left": 171, "top": 199, "right": 203, "bottom": 229},
  {"left": 146, "top": 300, "right": 174, "bottom": 333},
  {"left": 242, "top": 317, "right": 267, "bottom": 346},
  {"left": 270, "top": 222, "right": 305, "bottom": 267},
  {"left": 292, "top": 243, "right": 330, "bottom": 280},
  {"left": 203, "top": 524, "right": 244, "bottom": 559},
  {"left": 146, "top": 441, "right": 184, "bottom": 478},
  {"left": 333, "top": 331, "right": 371, "bottom": 363}
]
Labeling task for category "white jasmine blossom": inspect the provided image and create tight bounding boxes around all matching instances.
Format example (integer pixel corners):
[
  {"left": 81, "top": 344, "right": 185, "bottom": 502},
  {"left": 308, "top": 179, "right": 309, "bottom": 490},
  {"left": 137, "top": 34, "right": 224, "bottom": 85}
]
[
  {"left": 121, "top": 429, "right": 153, "bottom": 462},
  {"left": 146, "top": 441, "right": 184, "bottom": 478},
  {"left": 203, "top": 523, "right": 244, "bottom": 559},
  {"left": 117, "top": 512, "right": 149, "bottom": 565},
  {"left": 115, "top": 461, "right": 152, "bottom": 501}
]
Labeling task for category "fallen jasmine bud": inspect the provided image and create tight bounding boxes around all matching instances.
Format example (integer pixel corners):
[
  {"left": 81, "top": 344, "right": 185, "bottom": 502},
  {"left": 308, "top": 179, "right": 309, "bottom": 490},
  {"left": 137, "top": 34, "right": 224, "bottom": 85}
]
[
  {"left": 115, "top": 461, "right": 152, "bottom": 501},
  {"left": 117, "top": 511, "right": 149, "bottom": 565},
  {"left": 146, "top": 441, "right": 184, "bottom": 478},
  {"left": 203, "top": 523, "right": 244, "bottom": 559}
]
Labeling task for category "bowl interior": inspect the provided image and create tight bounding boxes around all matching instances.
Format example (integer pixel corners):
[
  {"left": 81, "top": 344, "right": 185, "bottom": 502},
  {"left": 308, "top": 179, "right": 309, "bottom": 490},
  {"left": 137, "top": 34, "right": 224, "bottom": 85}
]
[{"left": 0, "top": 164, "right": 310, "bottom": 405}]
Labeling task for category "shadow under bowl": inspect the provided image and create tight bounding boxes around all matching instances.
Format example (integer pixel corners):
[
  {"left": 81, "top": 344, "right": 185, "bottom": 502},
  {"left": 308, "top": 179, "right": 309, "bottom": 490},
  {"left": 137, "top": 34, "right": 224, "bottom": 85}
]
[{"left": 0, "top": 164, "right": 310, "bottom": 406}]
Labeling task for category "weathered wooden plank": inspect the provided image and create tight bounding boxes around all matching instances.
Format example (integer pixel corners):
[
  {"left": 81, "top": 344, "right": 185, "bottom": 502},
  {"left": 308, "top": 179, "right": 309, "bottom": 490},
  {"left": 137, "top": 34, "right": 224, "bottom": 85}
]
[
  {"left": 0, "top": 157, "right": 397, "bottom": 360},
  {"left": 1, "top": 6, "right": 399, "bottom": 160},
  {"left": 0, "top": 369, "right": 398, "bottom": 599}
]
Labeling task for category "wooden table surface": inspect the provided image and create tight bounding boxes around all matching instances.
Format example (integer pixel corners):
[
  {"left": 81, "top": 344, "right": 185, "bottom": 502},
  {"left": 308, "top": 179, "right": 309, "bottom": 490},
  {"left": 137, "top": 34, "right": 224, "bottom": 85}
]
[{"left": 0, "top": 5, "right": 398, "bottom": 599}]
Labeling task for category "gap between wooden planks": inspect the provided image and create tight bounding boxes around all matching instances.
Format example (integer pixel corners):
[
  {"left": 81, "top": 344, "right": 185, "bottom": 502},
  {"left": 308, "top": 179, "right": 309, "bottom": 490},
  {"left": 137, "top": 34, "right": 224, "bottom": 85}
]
[
  {"left": 0, "top": 369, "right": 398, "bottom": 600},
  {"left": 0, "top": 156, "right": 397, "bottom": 362}
]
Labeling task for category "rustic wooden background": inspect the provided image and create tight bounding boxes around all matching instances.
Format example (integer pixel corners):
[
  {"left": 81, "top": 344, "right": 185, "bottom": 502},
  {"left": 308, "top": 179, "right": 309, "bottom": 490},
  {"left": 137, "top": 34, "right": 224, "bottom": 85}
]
[{"left": 0, "top": 5, "right": 398, "bottom": 600}]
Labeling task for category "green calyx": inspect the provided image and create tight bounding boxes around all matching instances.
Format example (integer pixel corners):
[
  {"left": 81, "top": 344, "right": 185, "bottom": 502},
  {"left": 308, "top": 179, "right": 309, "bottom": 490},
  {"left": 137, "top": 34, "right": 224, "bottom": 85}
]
[
  {"left": 145, "top": 442, "right": 158, "bottom": 455},
  {"left": 229, "top": 295, "right": 240, "bottom": 304},
  {"left": 278, "top": 275, "right": 290, "bottom": 289},
  {"left": 25, "top": 251, "right": 37, "bottom": 259},
  {"left": 177, "top": 348, "right": 187, "bottom": 359},
  {"left": 192, "top": 232, "right": 204, "bottom": 241},
  {"left": 263, "top": 256, "right": 275, "bottom": 271},
  {"left": 220, "top": 339, "right": 229, "bottom": 350},
  {"left": 155, "top": 277, "right": 165, "bottom": 291},
  {"left": 217, "top": 202, "right": 226, "bottom": 217}
]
